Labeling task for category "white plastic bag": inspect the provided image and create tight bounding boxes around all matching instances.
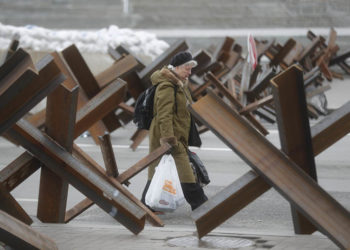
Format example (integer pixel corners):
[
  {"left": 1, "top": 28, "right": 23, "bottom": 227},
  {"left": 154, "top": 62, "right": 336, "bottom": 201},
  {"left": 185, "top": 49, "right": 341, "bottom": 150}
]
[{"left": 145, "top": 154, "right": 185, "bottom": 212}]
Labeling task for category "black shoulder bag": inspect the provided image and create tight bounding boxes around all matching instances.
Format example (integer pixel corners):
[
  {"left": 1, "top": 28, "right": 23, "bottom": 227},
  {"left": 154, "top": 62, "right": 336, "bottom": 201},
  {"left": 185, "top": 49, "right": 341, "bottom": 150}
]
[
  {"left": 188, "top": 150, "right": 210, "bottom": 186},
  {"left": 188, "top": 115, "right": 202, "bottom": 147}
]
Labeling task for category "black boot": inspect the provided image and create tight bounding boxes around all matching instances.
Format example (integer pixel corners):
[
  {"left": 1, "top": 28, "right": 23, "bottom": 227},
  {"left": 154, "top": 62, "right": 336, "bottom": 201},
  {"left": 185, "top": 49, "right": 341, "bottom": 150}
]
[{"left": 181, "top": 182, "right": 208, "bottom": 210}]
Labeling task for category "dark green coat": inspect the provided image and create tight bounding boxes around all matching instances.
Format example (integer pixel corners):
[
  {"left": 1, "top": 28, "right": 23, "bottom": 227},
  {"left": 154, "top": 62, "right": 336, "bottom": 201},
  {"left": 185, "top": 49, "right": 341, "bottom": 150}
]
[{"left": 147, "top": 67, "right": 196, "bottom": 183}]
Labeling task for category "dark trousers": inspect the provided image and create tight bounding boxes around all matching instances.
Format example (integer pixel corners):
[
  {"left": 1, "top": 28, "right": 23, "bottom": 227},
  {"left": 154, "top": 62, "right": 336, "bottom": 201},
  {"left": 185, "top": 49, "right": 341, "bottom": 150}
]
[{"left": 141, "top": 180, "right": 208, "bottom": 211}]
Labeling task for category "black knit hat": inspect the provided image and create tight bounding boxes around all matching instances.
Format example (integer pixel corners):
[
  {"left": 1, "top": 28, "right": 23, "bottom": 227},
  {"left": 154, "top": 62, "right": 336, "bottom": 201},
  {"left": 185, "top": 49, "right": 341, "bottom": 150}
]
[{"left": 169, "top": 51, "right": 198, "bottom": 67}]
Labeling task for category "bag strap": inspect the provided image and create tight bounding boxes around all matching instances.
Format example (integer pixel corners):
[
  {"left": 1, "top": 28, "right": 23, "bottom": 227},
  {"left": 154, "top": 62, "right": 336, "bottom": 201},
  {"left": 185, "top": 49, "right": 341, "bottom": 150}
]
[{"left": 174, "top": 85, "right": 178, "bottom": 114}]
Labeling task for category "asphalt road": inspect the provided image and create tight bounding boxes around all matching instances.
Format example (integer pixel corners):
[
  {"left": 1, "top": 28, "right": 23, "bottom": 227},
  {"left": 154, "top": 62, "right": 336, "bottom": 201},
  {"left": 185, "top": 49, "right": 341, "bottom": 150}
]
[{"left": 1, "top": 123, "right": 349, "bottom": 236}]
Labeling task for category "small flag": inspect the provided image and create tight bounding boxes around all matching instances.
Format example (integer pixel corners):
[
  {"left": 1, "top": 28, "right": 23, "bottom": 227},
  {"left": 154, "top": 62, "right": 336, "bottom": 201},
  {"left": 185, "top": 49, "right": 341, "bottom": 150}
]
[{"left": 247, "top": 34, "right": 257, "bottom": 71}]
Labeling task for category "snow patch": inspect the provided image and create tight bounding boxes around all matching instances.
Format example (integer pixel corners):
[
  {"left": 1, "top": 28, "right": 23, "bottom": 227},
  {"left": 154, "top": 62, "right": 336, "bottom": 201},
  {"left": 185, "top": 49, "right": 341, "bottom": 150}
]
[{"left": 0, "top": 23, "right": 169, "bottom": 60}]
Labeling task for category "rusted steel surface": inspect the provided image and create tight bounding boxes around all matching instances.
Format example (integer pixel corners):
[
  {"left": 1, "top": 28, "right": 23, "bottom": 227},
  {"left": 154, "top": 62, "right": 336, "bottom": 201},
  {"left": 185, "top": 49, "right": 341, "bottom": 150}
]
[
  {"left": 61, "top": 44, "right": 122, "bottom": 132},
  {"left": 318, "top": 61, "right": 333, "bottom": 81},
  {"left": 85, "top": 119, "right": 108, "bottom": 145},
  {"left": 0, "top": 210, "right": 58, "bottom": 250},
  {"left": 130, "top": 129, "right": 149, "bottom": 151},
  {"left": 37, "top": 166, "right": 69, "bottom": 223},
  {"left": 51, "top": 52, "right": 79, "bottom": 90},
  {"left": 189, "top": 91, "right": 350, "bottom": 249},
  {"left": 61, "top": 44, "right": 100, "bottom": 98},
  {"left": 0, "top": 34, "right": 20, "bottom": 65},
  {"left": 194, "top": 60, "right": 225, "bottom": 78},
  {"left": 264, "top": 43, "right": 280, "bottom": 61},
  {"left": 297, "top": 37, "right": 323, "bottom": 62},
  {"left": 65, "top": 198, "right": 94, "bottom": 223},
  {"left": 206, "top": 72, "right": 242, "bottom": 109},
  {"left": 118, "top": 102, "right": 134, "bottom": 115},
  {"left": 96, "top": 54, "right": 140, "bottom": 88},
  {"left": 74, "top": 79, "right": 126, "bottom": 138},
  {"left": 212, "top": 37, "right": 234, "bottom": 59},
  {"left": 239, "top": 95, "right": 273, "bottom": 116},
  {"left": 316, "top": 29, "right": 337, "bottom": 65},
  {"left": 269, "top": 38, "right": 296, "bottom": 67},
  {"left": 101, "top": 112, "right": 123, "bottom": 133},
  {"left": 219, "top": 50, "right": 241, "bottom": 69},
  {"left": 108, "top": 45, "right": 122, "bottom": 61},
  {"left": 253, "top": 106, "right": 276, "bottom": 124},
  {"left": 191, "top": 79, "right": 213, "bottom": 99},
  {"left": 306, "top": 30, "right": 324, "bottom": 46},
  {"left": 319, "top": 29, "right": 337, "bottom": 63},
  {"left": 220, "top": 60, "right": 243, "bottom": 88},
  {"left": 37, "top": 83, "right": 79, "bottom": 223},
  {"left": 271, "top": 65, "right": 317, "bottom": 234},
  {"left": 26, "top": 109, "right": 46, "bottom": 128},
  {"left": 191, "top": 170, "right": 270, "bottom": 238},
  {"left": 256, "top": 39, "right": 276, "bottom": 59},
  {"left": 307, "top": 29, "right": 348, "bottom": 76},
  {"left": 272, "top": 65, "right": 317, "bottom": 179},
  {"left": 0, "top": 69, "right": 36, "bottom": 133},
  {"left": 7, "top": 119, "right": 146, "bottom": 235},
  {"left": 0, "top": 54, "right": 65, "bottom": 135},
  {"left": 98, "top": 133, "right": 119, "bottom": 177},
  {"left": 0, "top": 152, "right": 40, "bottom": 191},
  {"left": 191, "top": 50, "right": 211, "bottom": 76},
  {"left": 206, "top": 72, "right": 268, "bottom": 136},
  {"left": 248, "top": 64, "right": 261, "bottom": 89},
  {"left": 339, "top": 61, "right": 350, "bottom": 74},
  {"left": 73, "top": 80, "right": 106, "bottom": 143},
  {"left": 303, "top": 67, "right": 321, "bottom": 87},
  {"left": 122, "top": 71, "right": 145, "bottom": 100},
  {"left": 116, "top": 109, "right": 134, "bottom": 125},
  {"left": 138, "top": 39, "right": 188, "bottom": 85},
  {"left": 51, "top": 51, "right": 109, "bottom": 144},
  {"left": 72, "top": 144, "right": 164, "bottom": 227},
  {"left": 45, "top": 82, "right": 79, "bottom": 152},
  {"left": 0, "top": 49, "right": 34, "bottom": 96},
  {"left": 247, "top": 67, "right": 276, "bottom": 99},
  {"left": 329, "top": 50, "right": 350, "bottom": 66},
  {"left": 190, "top": 99, "right": 348, "bottom": 235},
  {"left": 282, "top": 42, "right": 304, "bottom": 67},
  {"left": 311, "top": 101, "right": 350, "bottom": 156},
  {"left": 1, "top": 132, "right": 20, "bottom": 146},
  {"left": 116, "top": 143, "right": 172, "bottom": 184},
  {"left": 0, "top": 184, "right": 33, "bottom": 225},
  {"left": 114, "top": 45, "right": 146, "bottom": 70},
  {"left": 192, "top": 66, "right": 228, "bottom": 99},
  {"left": 65, "top": 145, "right": 106, "bottom": 222}
]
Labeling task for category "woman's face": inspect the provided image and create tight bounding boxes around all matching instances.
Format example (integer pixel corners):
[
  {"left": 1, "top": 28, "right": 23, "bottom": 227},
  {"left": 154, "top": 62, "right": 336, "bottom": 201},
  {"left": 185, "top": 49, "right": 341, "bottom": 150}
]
[{"left": 175, "top": 64, "right": 193, "bottom": 80}]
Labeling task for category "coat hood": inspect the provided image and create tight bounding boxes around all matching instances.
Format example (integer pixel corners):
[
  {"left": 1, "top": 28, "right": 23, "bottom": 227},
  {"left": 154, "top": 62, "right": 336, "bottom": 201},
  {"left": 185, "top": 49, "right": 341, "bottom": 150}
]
[{"left": 150, "top": 67, "right": 185, "bottom": 87}]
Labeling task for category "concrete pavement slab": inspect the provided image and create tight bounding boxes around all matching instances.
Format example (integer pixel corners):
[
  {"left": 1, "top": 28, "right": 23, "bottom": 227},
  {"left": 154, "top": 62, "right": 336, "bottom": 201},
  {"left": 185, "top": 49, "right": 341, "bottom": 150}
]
[{"left": 28, "top": 222, "right": 339, "bottom": 250}]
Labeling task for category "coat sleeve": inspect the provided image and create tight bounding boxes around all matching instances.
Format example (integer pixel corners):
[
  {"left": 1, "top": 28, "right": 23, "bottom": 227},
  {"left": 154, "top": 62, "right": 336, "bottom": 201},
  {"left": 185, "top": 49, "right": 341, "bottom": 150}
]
[{"left": 155, "top": 82, "right": 177, "bottom": 144}]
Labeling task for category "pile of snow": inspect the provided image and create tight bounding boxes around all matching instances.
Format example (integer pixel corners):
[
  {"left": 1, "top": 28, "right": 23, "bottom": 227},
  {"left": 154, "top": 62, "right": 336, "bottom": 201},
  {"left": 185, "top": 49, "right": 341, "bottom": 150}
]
[{"left": 0, "top": 23, "right": 169, "bottom": 60}]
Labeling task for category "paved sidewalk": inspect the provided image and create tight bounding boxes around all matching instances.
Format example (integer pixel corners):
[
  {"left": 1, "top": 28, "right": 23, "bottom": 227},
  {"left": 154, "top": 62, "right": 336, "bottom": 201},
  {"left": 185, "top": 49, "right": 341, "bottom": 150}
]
[{"left": 30, "top": 221, "right": 339, "bottom": 250}]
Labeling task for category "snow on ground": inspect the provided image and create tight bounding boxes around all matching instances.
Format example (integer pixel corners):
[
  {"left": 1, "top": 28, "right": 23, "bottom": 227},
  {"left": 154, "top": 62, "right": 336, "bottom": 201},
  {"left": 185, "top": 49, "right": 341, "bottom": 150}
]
[{"left": 0, "top": 23, "right": 169, "bottom": 60}]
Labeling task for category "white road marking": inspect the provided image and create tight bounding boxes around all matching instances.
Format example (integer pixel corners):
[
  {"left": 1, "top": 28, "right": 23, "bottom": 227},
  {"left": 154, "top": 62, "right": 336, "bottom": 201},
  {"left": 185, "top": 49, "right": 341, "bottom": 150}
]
[
  {"left": 16, "top": 198, "right": 38, "bottom": 202},
  {"left": 74, "top": 130, "right": 280, "bottom": 152}
]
